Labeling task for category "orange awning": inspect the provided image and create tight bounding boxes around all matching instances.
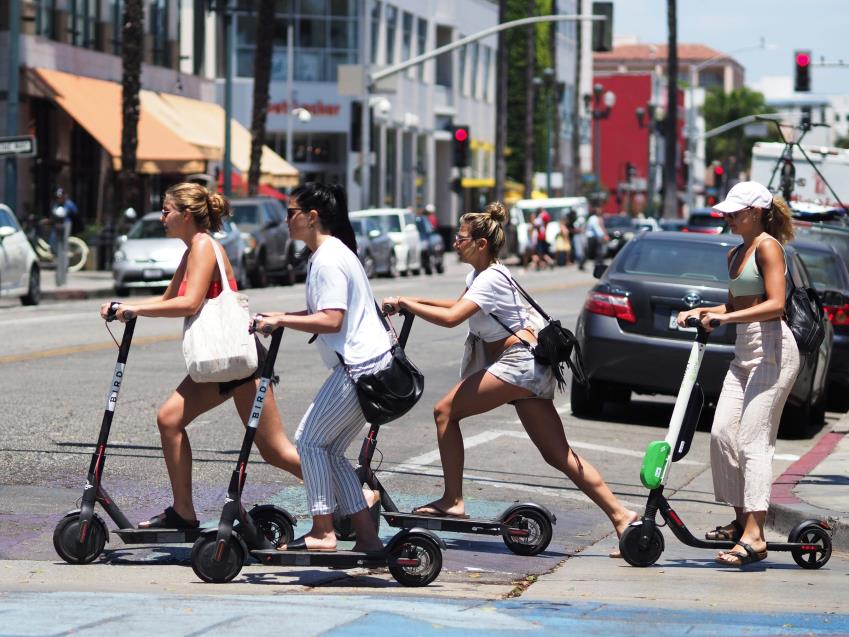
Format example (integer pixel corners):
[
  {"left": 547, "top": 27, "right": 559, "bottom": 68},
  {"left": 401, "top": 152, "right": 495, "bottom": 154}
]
[{"left": 31, "top": 68, "right": 207, "bottom": 174}]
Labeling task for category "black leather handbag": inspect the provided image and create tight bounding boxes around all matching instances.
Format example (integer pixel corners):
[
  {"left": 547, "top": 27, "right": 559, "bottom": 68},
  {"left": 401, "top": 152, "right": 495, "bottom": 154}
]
[
  {"left": 784, "top": 278, "right": 826, "bottom": 354},
  {"left": 337, "top": 304, "right": 424, "bottom": 425}
]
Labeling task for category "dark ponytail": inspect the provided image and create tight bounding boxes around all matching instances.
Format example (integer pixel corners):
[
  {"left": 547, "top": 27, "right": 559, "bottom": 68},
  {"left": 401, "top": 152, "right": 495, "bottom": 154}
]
[{"left": 290, "top": 181, "right": 357, "bottom": 254}]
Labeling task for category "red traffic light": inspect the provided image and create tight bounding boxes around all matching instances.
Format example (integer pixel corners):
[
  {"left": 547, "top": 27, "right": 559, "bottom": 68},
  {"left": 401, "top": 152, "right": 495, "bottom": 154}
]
[
  {"left": 714, "top": 165, "right": 724, "bottom": 175},
  {"left": 454, "top": 128, "right": 468, "bottom": 142},
  {"left": 795, "top": 52, "right": 811, "bottom": 67}
]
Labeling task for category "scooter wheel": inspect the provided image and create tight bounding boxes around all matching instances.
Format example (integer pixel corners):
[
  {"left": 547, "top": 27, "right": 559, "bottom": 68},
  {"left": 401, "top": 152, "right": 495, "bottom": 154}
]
[
  {"left": 619, "top": 524, "right": 664, "bottom": 567},
  {"left": 248, "top": 507, "right": 294, "bottom": 547},
  {"left": 501, "top": 507, "right": 553, "bottom": 556},
  {"left": 53, "top": 512, "right": 107, "bottom": 564},
  {"left": 789, "top": 523, "right": 832, "bottom": 569},
  {"left": 191, "top": 534, "right": 246, "bottom": 583},
  {"left": 388, "top": 535, "right": 442, "bottom": 587}
]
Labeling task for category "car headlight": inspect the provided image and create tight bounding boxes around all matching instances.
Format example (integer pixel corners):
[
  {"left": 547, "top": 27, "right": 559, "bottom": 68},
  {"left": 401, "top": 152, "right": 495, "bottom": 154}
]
[
  {"left": 241, "top": 232, "right": 257, "bottom": 251},
  {"left": 113, "top": 250, "right": 126, "bottom": 263}
]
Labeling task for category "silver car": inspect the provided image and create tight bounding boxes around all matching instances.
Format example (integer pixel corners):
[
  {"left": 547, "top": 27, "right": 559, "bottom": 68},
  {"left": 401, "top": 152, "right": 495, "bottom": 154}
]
[
  {"left": 0, "top": 203, "right": 40, "bottom": 305},
  {"left": 113, "top": 212, "right": 245, "bottom": 295}
]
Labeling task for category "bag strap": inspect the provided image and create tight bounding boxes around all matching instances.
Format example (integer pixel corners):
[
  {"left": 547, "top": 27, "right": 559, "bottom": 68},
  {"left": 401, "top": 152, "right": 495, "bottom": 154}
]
[
  {"left": 491, "top": 268, "right": 553, "bottom": 322},
  {"left": 335, "top": 300, "right": 396, "bottom": 368},
  {"left": 206, "top": 236, "right": 231, "bottom": 294}
]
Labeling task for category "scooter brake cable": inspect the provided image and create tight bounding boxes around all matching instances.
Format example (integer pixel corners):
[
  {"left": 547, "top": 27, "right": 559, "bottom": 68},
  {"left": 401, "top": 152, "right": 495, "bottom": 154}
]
[{"left": 105, "top": 321, "right": 121, "bottom": 349}]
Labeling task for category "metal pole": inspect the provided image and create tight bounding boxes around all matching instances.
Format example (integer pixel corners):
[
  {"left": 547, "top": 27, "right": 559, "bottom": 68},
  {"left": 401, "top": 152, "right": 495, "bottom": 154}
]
[
  {"left": 594, "top": 113, "right": 601, "bottom": 198},
  {"left": 4, "top": 0, "right": 21, "bottom": 211},
  {"left": 686, "top": 66, "right": 697, "bottom": 212},
  {"left": 285, "top": 22, "right": 294, "bottom": 169},
  {"left": 545, "top": 87, "right": 553, "bottom": 196},
  {"left": 360, "top": 1, "right": 371, "bottom": 209},
  {"left": 223, "top": 2, "right": 233, "bottom": 197},
  {"left": 645, "top": 116, "right": 653, "bottom": 217}
]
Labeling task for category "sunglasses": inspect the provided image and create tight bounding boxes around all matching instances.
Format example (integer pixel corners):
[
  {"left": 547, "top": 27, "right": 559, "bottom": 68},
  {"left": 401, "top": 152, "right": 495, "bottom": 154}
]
[
  {"left": 287, "top": 207, "right": 304, "bottom": 219},
  {"left": 160, "top": 207, "right": 178, "bottom": 219},
  {"left": 454, "top": 234, "right": 475, "bottom": 244},
  {"left": 723, "top": 207, "right": 752, "bottom": 220}
]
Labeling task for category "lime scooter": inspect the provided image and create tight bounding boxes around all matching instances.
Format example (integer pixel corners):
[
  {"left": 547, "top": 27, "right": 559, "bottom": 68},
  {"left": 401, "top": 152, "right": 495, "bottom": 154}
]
[{"left": 619, "top": 316, "right": 833, "bottom": 569}]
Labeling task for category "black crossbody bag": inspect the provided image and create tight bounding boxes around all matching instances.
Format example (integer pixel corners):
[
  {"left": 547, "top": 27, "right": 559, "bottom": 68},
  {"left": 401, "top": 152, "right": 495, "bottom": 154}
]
[
  {"left": 336, "top": 302, "right": 424, "bottom": 425},
  {"left": 488, "top": 270, "right": 587, "bottom": 392}
]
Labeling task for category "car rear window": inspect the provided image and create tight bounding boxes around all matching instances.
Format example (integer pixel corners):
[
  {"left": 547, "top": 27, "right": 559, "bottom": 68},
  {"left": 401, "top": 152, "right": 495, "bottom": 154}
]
[
  {"left": 616, "top": 239, "right": 731, "bottom": 282},
  {"left": 128, "top": 219, "right": 167, "bottom": 239},
  {"left": 231, "top": 204, "right": 260, "bottom": 226},
  {"left": 794, "top": 248, "right": 846, "bottom": 290},
  {"left": 794, "top": 227, "right": 849, "bottom": 265}
]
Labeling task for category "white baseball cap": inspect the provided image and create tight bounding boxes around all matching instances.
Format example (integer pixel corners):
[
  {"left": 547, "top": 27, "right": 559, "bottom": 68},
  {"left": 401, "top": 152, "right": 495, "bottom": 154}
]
[{"left": 713, "top": 181, "right": 773, "bottom": 213}]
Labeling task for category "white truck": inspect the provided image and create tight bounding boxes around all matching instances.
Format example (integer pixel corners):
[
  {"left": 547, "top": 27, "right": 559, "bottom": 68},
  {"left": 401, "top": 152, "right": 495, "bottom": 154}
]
[
  {"left": 750, "top": 142, "right": 849, "bottom": 206},
  {"left": 509, "top": 197, "right": 589, "bottom": 258}
]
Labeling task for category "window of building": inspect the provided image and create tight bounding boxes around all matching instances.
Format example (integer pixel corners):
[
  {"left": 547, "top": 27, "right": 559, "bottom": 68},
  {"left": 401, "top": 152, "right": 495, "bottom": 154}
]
[
  {"left": 150, "top": 0, "right": 169, "bottom": 66},
  {"left": 435, "top": 25, "right": 452, "bottom": 88},
  {"left": 416, "top": 18, "right": 427, "bottom": 82},
  {"left": 110, "top": 0, "right": 123, "bottom": 54},
  {"left": 70, "top": 0, "right": 98, "bottom": 48},
  {"left": 457, "top": 41, "right": 467, "bottom": 96},
  {"left": 481, "top": 45, "right": 492, "bottom": 101},
  {"left": 469, "top": 42, "right": 479, "bottom": 99},
  {"left": 34, "top": 0, "right": 56, "bottom": 39},
  {"left": 401, "top": 11, "right": 413, "bottom": 61},
  {"left": 384, "top": 127, "right": 397, "bottom": 205},
  {"left": 370, "top": 1, "right": 381, "bottom": 65},
  {"left": 385, "top": 4, "right": 398, "bottom": 66}
]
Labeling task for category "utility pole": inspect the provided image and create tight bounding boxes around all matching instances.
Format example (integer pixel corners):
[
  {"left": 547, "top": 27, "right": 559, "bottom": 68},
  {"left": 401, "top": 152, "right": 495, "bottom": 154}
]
[
  {"left": 662, "top": 0, "right": 679, "bottom": 218},
  {"left": 523, "top": 1, "right": 536, "bottom": 199},
  {"left": 494, "top": 0, "right": 507, "bottom": 202}
]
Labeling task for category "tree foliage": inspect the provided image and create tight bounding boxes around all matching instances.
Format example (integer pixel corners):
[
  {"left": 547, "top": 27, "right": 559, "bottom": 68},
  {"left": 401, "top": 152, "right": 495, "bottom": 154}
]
[{"left": 702, "top": 87, "right": 777, "bottom": 168}]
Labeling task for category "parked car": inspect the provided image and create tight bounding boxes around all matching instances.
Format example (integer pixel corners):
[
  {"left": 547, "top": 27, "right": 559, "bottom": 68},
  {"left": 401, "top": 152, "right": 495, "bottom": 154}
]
[
  {"left": 603, "top": 214, "right": 637, "bottom": 258},
  {"left": 659, "top": 218, "right": 687, "bottom": 232},
  {"left": 112, "top": 212, "right": 245, "bottom": 295},
  {"left": 509, "top": 197, "right": 589, "bottom": 258},
  {"left": 229, "top": 197, "right": 297, "bottom": 287},
  {"left": 572, "top": 231, "right": 832, "bottom": 437},
  {"left": 0, "top": 203, "right": 40, "bottom": 305},
  {"left": 793, "top": 220, "right": 849, "bottom": 267},
  {"left": 791, "top": 201, "right": 847, "bottom": 225},
  {"left": 349, "top": 209, "right": 421, "bottom": 276},
  {"left": 791, "top": 239, "right": 849, "bottom": 410},
  {"left": 415, "top": 215, "right": 445, "bottom": 275},
  {"left": 350, "top": 216, "right": 397, "bottom": 278},
  {"left": 683, "top": 208, "right": 727, "bottom": 234}
]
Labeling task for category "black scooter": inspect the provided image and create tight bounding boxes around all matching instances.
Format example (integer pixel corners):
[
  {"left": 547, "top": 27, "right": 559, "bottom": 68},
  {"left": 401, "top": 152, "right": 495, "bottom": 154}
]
[
  {"left": 619, "top": 317, "right": 833, "bottom": 569},
  {"left": 53, "top": 303, "right": 295, "bottom": 564},
  {"left": 190, "top": 323, "right": 446, "bottom": 587},
  {"left": 333, "top": 309, "right": 556, "bottom": 557}
]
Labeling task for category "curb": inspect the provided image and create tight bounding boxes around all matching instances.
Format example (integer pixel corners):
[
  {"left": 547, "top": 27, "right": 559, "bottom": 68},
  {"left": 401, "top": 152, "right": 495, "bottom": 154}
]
[{"left": 768, "top": 418, "right": 849, "bottom": 552}]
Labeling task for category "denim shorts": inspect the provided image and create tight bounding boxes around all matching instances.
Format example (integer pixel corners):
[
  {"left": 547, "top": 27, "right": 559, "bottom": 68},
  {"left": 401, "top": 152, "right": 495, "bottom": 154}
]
[{"left": 486, "top": 343, "right": 555, "bottom": 401}]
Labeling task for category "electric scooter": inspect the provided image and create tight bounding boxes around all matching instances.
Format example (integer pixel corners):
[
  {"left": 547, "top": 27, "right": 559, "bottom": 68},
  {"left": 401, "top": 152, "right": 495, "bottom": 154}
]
[
  {"left": 333, "top": 308, "right": 556, "bottom": 557},
  {"left": 190, "top": 323, "right": 446, "bottom": 587},
  {"left": 53, "top": 303, "right": 295, "bottom": 565},
  {"left": 619, "top": 316, "right": 833, "bottom": 569}
]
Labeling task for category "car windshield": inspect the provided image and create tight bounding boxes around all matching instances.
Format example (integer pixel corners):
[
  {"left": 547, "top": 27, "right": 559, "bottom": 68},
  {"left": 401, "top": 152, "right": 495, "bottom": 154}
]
[
  {"left": 128, "top": 219, "right": 167, "bottom": 239},
  {"left": 615, "top": 239, "right": 731, "bottom": 282},
  {"left": 382, "top": 215, "right": 402, "bottom": 232},
  {"left": 230, "top": 204, "right": 260, "bottom": 226},
  {"left": 795, "top": 248, "right": 845, "bottom": 290}
]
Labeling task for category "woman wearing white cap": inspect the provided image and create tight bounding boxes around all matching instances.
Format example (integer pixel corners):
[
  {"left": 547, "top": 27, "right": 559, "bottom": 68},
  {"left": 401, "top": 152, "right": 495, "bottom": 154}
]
[{"left": 677, "top": 181, "right": 799, "bottom": 567}]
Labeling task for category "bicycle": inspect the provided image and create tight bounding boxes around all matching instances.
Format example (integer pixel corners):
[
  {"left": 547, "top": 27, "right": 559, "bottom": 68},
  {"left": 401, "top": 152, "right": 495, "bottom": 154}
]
[{"left": 25, "top": 217, "right": 89, "bottom": 272}]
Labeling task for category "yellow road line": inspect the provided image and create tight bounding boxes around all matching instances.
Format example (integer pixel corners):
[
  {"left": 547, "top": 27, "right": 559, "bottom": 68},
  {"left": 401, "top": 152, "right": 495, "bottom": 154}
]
[{"left": 0, "top": 333, "right": 181, "bottom": 365}]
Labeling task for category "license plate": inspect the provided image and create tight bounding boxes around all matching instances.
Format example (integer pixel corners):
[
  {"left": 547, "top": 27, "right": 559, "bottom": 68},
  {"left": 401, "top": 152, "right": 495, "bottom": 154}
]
[
  {"left": 669, "top": 312, "right": 696, "bottom": 331},
  {"left": 143, "top": 268, "right": 164, "bottom": 280}
]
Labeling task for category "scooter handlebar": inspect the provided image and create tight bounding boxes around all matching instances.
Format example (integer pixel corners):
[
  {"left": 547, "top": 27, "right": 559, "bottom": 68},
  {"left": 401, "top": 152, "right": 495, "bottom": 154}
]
[{"left": 685, "top": 316, "right": 721, "bottom": 329}]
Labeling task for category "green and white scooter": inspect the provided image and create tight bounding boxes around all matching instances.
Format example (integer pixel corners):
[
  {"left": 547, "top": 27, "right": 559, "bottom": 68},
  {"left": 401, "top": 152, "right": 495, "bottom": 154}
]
[{"left": 618, "top": 316, "right": 833, "bottom": 569}]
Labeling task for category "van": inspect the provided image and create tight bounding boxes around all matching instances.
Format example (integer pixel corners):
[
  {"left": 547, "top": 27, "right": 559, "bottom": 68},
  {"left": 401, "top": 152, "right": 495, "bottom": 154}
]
[
  {"left": 349, "top": 208, "right": 422, "bottom": 276},
  {"left": 509, "top": 197, "right": 589, "bottom": 257}
]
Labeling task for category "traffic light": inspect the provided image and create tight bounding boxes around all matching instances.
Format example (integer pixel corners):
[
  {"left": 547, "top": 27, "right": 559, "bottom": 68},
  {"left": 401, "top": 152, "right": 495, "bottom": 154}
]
[
  {"left": 451, "top": 125, "right": 470, "bottom": 167},
  {"left": 625, "top": 162, "right": 636, "bottom": 180},
  {"left": 794, "top": 50, "right": 811, "bottom": 92}
]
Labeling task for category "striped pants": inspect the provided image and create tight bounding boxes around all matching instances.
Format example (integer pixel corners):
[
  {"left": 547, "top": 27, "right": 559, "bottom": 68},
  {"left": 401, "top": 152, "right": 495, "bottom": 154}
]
[
  {"left": 710, "top": 320, "right": 800, "bottom": 513},
  {"left": 295, "top": 353, "right": 390, "bottom": 517}
]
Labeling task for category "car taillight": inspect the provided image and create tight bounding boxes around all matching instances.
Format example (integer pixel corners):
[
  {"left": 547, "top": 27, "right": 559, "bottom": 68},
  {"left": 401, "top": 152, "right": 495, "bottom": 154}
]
[
  {"left": 824, "top": 303, "right": 849, "bottom": 326},
  {"left": 585, "top": 291, "right": 637, "bottom": 323}
]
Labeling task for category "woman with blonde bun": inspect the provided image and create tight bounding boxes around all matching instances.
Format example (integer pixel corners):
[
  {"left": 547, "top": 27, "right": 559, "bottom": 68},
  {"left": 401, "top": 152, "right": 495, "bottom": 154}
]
[
  {"left": 382, "top": 201, "right": 636, "bottom": 550},
  {"left": 101, "top": 183, "right": 301, "bottom": 530}
]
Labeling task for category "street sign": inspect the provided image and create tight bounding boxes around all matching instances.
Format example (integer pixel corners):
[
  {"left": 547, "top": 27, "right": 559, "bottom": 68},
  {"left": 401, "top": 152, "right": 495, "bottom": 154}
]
[{"left": 0, "top": 135, "right": 36, "bottom": 158}]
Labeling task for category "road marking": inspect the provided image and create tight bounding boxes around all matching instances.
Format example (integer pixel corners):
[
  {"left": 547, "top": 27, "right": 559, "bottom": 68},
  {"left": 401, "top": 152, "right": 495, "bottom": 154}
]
[
  {"left": 0, "top": 332, "right": 181, "bottom": 365},
  {"left": 0, "top": 310, "right": 92, "bottom": 327}
]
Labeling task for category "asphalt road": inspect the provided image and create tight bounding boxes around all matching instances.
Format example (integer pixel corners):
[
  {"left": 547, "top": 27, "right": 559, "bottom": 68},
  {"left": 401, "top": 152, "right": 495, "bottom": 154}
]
[{"left": 0, "top": 258, "right": 843, "bottom": 595}]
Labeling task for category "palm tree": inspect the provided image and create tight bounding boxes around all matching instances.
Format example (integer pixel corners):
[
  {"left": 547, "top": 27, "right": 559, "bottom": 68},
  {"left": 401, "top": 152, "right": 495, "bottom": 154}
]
[
  {"left": 119, "top": 0, "right": 143, "bottom": 213},
  {"left": 248, "top": 0, "right": 276, "bottom": 196},
  {"left": 662, "top": 0, "right": 678, "bottom": 217}
]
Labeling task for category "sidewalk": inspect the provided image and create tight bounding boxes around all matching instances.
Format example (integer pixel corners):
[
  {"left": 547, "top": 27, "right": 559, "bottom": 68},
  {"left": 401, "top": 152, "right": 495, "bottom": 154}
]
[{"left": 41, "top": 268, "right": 115, "bottom": 301}]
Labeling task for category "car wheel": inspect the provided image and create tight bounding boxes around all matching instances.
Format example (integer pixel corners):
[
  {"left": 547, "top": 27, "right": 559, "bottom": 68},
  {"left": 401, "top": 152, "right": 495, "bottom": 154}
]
[
  {"left": 570, "top": 376, "right": 606, "bottom": 418},
  {"left": 21, "top": 266, "right": 41, "bottom": 306},
  {"left": 249, "top": 255, "right": 269, "bottom": 288},
  {"left": 383, "top": 252, "right": 399, "bottom": 278},
  {"left": 363, "top": 252, "right": 376, "bottom": 278}
]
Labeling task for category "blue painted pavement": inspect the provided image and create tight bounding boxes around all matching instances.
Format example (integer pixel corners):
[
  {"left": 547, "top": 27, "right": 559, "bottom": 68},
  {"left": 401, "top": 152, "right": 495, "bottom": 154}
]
[{"left": 0, "top": 593, "right": 847, "bottom": 636}]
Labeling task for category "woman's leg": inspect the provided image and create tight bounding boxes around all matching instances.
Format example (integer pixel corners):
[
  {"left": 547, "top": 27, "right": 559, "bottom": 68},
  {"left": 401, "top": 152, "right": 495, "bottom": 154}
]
[
  {"left": 418, "top": 371, "right": 533, "bottom": 517},
  {"left": 231, "top": 381, "right": 302, "bottom": 479},
  {"left": 149, "top": 377, "right": 232, "bottom": 524},
  {"left": 514, "top": 398, "right": 636, "bottom": 535},
  {"left": 709, "top": 361, "right": 748, "bottom": 523}
]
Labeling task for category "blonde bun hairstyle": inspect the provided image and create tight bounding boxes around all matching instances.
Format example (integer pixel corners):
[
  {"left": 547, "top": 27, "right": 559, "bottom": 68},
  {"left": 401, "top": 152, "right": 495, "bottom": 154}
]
[
  {"left": 164, "top": 182, "right": 230, "bottom": 232},
  {"left": 459, "top": 201, "right": 508, "bottom": 260}
]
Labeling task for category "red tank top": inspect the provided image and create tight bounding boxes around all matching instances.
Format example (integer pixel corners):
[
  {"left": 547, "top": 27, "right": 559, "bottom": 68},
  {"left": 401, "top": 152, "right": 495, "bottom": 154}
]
[{"left": 178, "top": 277, "right": 238, "bottom": 298}]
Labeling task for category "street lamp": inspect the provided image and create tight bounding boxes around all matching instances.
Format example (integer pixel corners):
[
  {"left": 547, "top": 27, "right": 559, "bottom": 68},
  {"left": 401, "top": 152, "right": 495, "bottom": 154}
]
[
  {"left": 585, "top": 83, "right": 615, "bottom": 204},
  {"left": 533, "top": 67, "right": 556, "bottom": 196}
]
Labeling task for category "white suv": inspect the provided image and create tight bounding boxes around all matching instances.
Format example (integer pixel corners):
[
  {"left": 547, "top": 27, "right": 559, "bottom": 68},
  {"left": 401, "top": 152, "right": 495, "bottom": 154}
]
[
  {"left": 349, "top": 208, "right": 422, "bottom": 276},
  {"left": 0, "top": 204, "right": 40, "bottom": 305}
]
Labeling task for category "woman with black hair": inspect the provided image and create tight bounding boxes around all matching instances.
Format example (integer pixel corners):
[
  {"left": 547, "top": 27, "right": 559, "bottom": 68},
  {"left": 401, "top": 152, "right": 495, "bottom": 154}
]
[{"left": 254, "top": 183, "right": 388, "bottom": 553}]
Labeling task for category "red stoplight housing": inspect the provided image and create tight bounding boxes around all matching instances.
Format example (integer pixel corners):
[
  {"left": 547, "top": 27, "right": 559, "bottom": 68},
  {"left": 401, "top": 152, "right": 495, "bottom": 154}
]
[
  {"left": 451, "top": 125, "right": 470, "bottom": 167},
  {"left": 714, "top": 165, "right": 724, "bottom": 176},
  {"left": 794, "top": 50, "right": 812, "bottom": 92}
]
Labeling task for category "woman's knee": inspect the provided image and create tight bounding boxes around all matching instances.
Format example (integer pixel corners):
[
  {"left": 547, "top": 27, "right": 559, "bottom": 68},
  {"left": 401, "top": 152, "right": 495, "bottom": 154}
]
[
  {"left": 433, "top": 397, "right": 455, "bottom": 428},
  {"left": 156, "top": 403, "right": 186, "bottom": 434}
]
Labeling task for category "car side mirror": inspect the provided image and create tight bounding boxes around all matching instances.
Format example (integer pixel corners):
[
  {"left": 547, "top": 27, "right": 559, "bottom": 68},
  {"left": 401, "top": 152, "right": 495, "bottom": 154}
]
[
  {"left": 0, "top": 226, "right": 15, "bottom": 242},
  {"left": 592, "top": 263, "right": 608, "bottom": 279}
]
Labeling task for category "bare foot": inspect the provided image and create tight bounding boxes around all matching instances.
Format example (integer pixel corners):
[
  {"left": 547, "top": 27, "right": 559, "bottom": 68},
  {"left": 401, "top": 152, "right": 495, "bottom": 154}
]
[
  {"left": 609, "top": 510, "right": 639, "bottom": 558},
  {"left": 411, "top": 499, "right": 467, "bottom": 518}
]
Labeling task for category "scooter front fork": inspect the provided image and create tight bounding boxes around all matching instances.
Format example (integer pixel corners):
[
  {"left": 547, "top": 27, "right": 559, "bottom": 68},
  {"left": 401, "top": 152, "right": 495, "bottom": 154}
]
[{"left": 637, "top": 488, "right": 665, "bottom": 551}]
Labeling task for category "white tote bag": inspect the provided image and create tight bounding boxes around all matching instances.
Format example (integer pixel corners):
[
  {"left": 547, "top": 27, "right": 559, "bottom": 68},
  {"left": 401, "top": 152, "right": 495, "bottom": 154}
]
[{"left": 182, "top": 238, "right": 258, "bottom": 383}]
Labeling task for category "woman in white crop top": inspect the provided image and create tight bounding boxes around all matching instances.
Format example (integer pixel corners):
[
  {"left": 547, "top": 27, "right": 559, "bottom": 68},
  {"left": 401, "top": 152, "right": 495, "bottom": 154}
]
[{"left": 383, "top": 202, "right": 636, "bottom": 549}]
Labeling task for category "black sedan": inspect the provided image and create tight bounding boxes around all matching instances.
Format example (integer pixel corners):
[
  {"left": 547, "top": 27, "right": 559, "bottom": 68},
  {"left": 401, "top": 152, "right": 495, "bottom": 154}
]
[
  {"left": 791, "top": 239, "right": 849, "bottom": 411},
  {"left": 572, "top": 231, "right": 832, "bottom": 437}
]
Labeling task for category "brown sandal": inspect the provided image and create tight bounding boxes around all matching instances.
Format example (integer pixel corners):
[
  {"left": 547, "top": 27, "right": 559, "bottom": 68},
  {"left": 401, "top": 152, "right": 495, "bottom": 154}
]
[{"left": 705, "top": 519, "right": 742, "bottom": 541}]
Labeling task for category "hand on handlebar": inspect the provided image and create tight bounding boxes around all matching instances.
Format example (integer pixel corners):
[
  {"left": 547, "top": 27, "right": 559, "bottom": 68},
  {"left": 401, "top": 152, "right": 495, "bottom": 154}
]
[
  {"left": 251, "top": 313, "right": 278, "bottom": 337},
  {"left": 699, "top": 312, "right": 724, "bottom": 332},
  {"left": 101, "top": 300, "right": 135, "bottom": 322},
  {"left": 676, "top": 309, "right": 701, "bottom": 328},
  {"left": 381, "top": 297, "right": 400, "bottom": 316}
]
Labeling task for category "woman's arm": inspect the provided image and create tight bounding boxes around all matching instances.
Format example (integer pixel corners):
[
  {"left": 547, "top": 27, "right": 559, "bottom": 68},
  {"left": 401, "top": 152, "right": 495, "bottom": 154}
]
[
  {"left": 396, "top": 296, "right": 480, "bottom": 328},
  {"left": 257, "top": 309, "right": 344, "bottom": 334}
]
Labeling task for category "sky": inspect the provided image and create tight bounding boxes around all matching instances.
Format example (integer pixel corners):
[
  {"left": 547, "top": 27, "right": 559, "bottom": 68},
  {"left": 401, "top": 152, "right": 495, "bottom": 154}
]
[{"left": 610, "top": 0, "right": 849, "bottom": 96}]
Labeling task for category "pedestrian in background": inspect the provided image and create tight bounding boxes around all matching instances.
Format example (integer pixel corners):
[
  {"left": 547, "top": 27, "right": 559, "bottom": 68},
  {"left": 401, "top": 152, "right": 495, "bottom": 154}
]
[
  {"left": 584, "top": 208, "right": 608, "bottom": 269},
  {"left": 677, "top": 181, "right": 799, "bottom": 567},
  {"left": 381, "top": 201, "right": 637, "bottom": 550},
  {"left": 103, "top": 182, "right": 301, "bottom": 530},
  {"left": 51, "top": 188, "right": 78, "bottom": 286},
  {"left": 533, "top": 207, "right": 556, "bottom": 270},
  {"left": 554, "top": 215, "right": 572, "bottom": 267}
]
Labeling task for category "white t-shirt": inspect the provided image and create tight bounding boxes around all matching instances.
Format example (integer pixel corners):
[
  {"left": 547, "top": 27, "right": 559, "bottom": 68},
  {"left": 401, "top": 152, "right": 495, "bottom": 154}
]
[
  {"left": 305, "top": 236, "right": 391, "bottom": 369},
  {"left": 463, "top": 264, "right": 529, "bottom": 342}
]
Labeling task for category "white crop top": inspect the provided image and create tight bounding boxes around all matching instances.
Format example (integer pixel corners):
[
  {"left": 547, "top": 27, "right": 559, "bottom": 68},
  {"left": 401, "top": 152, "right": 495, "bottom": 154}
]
[{"left": 463, "top": 264, "right": 530, "bottom": 342}]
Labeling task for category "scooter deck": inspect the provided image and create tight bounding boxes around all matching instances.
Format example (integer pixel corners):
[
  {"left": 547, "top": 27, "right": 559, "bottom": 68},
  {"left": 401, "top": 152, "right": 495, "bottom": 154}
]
[
  {"left": 114, "top": 527, "right": 202, "bottom": 544},
  {"left": 382, "top": 511, "right": 502, "bottom": 535},
  {"left": 251, "top": 548, "right": 389, "bottom": 568}
]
